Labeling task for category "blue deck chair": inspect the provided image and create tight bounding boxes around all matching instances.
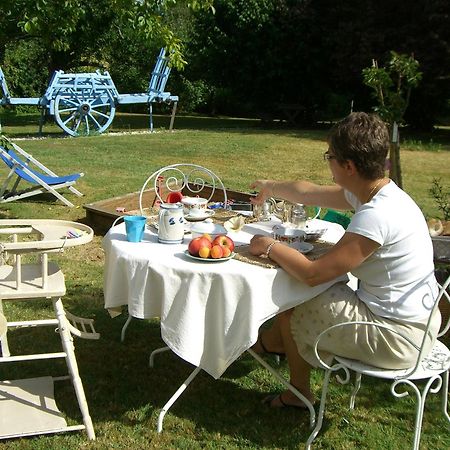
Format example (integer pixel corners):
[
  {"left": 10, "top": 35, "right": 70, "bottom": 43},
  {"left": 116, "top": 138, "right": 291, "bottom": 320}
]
[{"left": 0, "top": 137, "right": 83, "bottom": 207}]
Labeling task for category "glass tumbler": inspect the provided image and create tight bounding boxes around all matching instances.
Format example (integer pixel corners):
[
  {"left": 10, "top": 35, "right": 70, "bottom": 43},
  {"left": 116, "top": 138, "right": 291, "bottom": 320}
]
[{"left": 291, "top": 203, "right": 307, "bottom": 229}]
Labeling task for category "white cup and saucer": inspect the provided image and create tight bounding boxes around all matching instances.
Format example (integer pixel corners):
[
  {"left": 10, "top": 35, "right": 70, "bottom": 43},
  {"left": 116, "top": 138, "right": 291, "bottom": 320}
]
[
  {"left": 272, "top": 224, "right": 314, "bottom": 254},
  {"left": 182, "top": 197, "right": 215, "bottom": 221}
]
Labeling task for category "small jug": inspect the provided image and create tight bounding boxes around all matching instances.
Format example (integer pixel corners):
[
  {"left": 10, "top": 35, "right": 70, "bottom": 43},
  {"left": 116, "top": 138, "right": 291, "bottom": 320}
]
[{"left": 158, "top": 203, "right": 185, "bottom": 244}]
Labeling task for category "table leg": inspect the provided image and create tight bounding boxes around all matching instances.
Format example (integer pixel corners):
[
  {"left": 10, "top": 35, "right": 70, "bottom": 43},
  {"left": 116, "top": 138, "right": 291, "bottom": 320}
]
[
  {"left": 121, "top": 315, "right": 133, "bottom": 342},
  {"left": 157, "top": 366, "right": 201, "bottom": 433},
  {"left": 247, "top": 348, "right": 316, "bottom": 428},
  {"left": 149, "top": 346, "right": 170, "bottom": 368}
]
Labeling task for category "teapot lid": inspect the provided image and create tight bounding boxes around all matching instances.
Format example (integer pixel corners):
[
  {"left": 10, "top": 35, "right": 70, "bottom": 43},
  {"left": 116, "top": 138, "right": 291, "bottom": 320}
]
[{"left": 160, "top": 202, "right": 183, "bottom": 210}]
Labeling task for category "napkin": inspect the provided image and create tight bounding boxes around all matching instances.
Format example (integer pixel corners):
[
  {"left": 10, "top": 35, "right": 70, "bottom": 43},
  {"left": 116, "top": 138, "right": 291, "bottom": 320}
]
[{"left": 223, "top": 216, "right": 246, "bottom": 232}]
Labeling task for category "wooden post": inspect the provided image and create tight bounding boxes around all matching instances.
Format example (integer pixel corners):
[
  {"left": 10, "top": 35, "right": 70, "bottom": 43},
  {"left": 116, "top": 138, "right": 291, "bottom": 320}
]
[{"left": 389, "top": 121, "right": 403, "bottom": 188}]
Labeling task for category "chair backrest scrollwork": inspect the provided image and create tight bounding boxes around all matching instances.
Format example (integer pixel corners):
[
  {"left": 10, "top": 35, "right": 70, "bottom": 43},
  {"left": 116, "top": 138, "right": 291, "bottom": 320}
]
[{"left": 139, "top": 164, "right": 227, "bottom": 215}]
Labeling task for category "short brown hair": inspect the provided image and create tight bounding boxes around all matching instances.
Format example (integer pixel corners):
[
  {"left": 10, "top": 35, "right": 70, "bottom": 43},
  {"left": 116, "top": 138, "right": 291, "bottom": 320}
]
[{"left": 328, "top": 112, "right": 389, "bottom": 179}]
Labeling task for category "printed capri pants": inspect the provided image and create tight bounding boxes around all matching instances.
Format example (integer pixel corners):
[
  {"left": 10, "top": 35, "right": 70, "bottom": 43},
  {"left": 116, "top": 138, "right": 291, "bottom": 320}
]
[{"left": 290, "top": 282, "right": 441, "bottom": 369}]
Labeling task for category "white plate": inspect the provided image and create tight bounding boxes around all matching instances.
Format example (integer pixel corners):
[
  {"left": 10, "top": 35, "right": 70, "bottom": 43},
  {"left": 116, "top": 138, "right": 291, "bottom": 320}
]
[
  {"left": 184, "top": 250, "right": 235, "bottom": 262},
  {"left": 184, "top": 210, "right": 215, "bottom": 222},
  {"left": 289, "top": 242, "right": 314, "bottom": 254}
]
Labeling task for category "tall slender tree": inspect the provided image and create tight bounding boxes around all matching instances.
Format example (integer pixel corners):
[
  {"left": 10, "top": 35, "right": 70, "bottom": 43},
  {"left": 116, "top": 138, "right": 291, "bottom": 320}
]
[{"left": 363, "top": 51, "right": 422, "bottom": 188}]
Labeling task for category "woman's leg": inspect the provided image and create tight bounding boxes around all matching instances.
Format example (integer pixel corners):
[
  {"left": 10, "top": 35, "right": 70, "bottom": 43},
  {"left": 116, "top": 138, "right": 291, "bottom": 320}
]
[
  {"left": 252, "top": 309, "right": 314, "bottom": 406},
  {"left": 267, "top": 309, "right": 314, "bottom": 407},
  {"left": 252, "top": 313, "right": 285, "bottom": 355}
]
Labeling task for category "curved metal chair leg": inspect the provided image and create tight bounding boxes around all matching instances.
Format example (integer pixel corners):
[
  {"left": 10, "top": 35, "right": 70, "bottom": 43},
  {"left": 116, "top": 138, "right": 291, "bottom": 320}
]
[
  {"left": 305, "top": 369, "right": 332, "bottom": 449},
  {"left": 349, "top": 373, "right": 362, "bottom": 409},
  {"left": 120, "top": 315, "right": 133, "bottom": 342},
  {"left": 442, "top": 370, "right": 450, "bottom": 423}
]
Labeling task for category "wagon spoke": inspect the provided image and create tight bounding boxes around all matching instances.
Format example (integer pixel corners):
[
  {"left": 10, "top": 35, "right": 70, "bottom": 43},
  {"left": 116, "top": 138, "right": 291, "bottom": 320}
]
[
  {"left": 73, "top": 117, "right": 82, "bottom": 132},
  {"left": 88, "top": 113, "right": 101, "bottom": 129},
  {"left": 90, "top": 102, "right": 112, "bottom": 109},
  {"left": 84, "top": 116, "right": 90, "bottom": 134},
  {"left": 58, "top": 106, "right": 78, "bottom": 113},
  {"left": 91, "top": 109, "right": 110, "bottom": 120},
  {"left": 63, "top": 113, "right": 77, "bottom": 126}
]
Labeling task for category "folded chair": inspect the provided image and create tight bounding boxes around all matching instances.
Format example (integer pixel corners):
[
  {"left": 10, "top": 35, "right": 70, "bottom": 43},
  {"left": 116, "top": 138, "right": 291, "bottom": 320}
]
[
  {"left": 306, "top": 274, "right": 450, "bottom": 449},
  {"left": 0, "top": 136, "right": 83, "bottom": 207}
]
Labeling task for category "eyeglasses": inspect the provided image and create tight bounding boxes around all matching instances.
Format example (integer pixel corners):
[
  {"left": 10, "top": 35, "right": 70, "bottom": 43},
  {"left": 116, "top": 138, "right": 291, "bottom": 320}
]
[{"left": 323, "top": 151, "right": 336, "bottom": 162}]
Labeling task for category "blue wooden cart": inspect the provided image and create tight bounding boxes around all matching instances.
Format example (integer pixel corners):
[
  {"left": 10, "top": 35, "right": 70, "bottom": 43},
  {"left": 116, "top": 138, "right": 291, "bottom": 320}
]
[{"left": 0, "top": 49, "right": 178, "bottom": 137}]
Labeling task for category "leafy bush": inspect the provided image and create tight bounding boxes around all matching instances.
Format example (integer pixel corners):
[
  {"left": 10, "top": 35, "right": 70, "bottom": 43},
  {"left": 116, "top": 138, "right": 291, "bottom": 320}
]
[
  {"left": 429, "top": 178, "right": 450, "bottom": 220},
  {"left": 3, "top": 40, "right": 49, "bottom": 98}
]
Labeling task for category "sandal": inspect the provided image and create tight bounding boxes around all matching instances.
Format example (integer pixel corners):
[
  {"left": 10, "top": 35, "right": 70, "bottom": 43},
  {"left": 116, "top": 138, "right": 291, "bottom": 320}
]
[
  {"left": 256, "top": 332, "right": 286, "bottom": 358},
  {"left": 262, "top": 392, "right": 311, "bottom": 410}
]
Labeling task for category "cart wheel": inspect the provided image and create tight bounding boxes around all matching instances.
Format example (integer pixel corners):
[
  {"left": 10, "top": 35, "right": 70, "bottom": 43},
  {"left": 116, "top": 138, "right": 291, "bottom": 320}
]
[{"left": 54, "top": 92, "right": 116, "bottom": 136}]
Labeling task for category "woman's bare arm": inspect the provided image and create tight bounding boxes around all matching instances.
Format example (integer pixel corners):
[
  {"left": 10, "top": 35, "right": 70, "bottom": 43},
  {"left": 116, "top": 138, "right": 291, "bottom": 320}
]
[
  {"left": 250, "top": 179, "right": 352, "bottom": 211},
  {"left": 249, "top": 232, "right": 379, "bottom": 287}
]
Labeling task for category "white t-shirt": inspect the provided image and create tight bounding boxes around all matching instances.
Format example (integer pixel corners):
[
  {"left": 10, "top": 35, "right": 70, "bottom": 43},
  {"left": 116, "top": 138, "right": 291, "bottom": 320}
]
[{"left": 344, "top": 181, "right": 438, "bottom": 321}]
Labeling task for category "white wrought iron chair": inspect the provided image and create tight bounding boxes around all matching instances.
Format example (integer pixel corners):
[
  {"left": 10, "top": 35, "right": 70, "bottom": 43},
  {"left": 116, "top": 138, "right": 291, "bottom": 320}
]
[
  {"left": 116, "top": 163, "right": 228, "bottom": 343},
  {"left": 306, "top": 274, "right": 450, "bottom": 449},
  {"left": 138, "top": 163, "right": 228, "bottom": 215}
]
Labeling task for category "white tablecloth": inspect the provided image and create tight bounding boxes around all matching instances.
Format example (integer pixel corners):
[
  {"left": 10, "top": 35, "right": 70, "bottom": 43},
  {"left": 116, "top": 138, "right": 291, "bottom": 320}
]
[{"left": 103, "top": 218, "right": 350, "bottom": 379}]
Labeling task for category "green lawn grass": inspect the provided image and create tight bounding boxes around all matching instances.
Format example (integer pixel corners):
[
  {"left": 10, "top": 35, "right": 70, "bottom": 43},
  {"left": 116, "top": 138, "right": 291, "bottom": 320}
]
[{"left": 0, "top": 112, "right": 449, "bottom": 449}]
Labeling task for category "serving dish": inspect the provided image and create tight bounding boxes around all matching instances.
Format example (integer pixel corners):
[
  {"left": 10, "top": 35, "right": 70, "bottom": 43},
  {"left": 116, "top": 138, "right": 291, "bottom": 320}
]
[{"left": 184, "top": 250, "right": 235, "bottom": 262}]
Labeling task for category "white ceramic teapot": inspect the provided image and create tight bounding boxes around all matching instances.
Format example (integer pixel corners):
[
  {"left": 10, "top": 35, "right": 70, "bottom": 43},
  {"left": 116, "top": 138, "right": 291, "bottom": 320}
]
[{"left": 158, "top": 203, "right": 185, "bottom": 244}]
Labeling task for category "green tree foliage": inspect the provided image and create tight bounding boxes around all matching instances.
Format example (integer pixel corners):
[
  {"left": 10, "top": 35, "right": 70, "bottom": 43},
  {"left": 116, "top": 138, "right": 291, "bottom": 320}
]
[
  {"left": 0, "top": 0, "right": 449, "bottom": 128},
  {"left": 362, "top": 52, "right": 422, "bottom": 187},
  {"left": 187, "top": 0, "right": 449, "bottom": 127},
  {"left": 362, "top": 52, "right": 422, "bottom": 124},
  {"left": 0, "top": 0, "right": 214, "bottom": 109},
  {"left": 0, "top": 0, "right": 214, "bottom": 71}
]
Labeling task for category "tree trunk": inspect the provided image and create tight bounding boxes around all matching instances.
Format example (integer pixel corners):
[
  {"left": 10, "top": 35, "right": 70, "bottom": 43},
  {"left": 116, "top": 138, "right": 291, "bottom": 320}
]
[{"left": 389, "top": 122, "right": 403, "bottom": 188}]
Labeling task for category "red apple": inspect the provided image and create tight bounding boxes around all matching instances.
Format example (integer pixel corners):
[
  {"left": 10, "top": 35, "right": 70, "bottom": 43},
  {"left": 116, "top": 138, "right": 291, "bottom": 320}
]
[
  {"left": 188, "top": 237, "right": 212, "bottom": 256},
  {"left": 212, "top": 234, "right": 235, "bottom": 252},
  {"left": 221, "top": 246, "right": 232, "bottom": 258},
  {"left": 210, "top": 244, "right": 224, "bottom": 259}
]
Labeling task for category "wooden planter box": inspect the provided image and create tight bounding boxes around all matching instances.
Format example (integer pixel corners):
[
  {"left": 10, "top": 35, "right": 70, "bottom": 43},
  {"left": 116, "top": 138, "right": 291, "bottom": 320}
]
[{"left": 83, "top": 184, "right": 253, "bottom": 235}]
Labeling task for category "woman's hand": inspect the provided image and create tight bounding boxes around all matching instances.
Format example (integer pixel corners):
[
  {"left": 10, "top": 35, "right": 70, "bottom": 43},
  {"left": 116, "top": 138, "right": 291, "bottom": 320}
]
[
  {"left": 249, "top": 234, "right": 276, "bottom": 256},
  {"left": 250, "top": 180, "right": 274, "bottom": 205}
]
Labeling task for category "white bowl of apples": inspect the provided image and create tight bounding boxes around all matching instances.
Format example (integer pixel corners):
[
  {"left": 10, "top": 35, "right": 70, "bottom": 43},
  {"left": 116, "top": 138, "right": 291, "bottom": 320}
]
[{"left": 187, "top": 233, "right": 235, "bottom": 260}]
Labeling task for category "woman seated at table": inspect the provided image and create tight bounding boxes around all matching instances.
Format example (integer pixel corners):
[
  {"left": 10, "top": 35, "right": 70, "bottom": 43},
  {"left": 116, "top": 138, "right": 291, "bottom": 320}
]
[{"left": 249, "top": 112, "right": 440, "bottom": 409}]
